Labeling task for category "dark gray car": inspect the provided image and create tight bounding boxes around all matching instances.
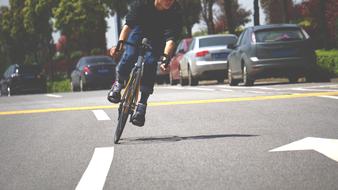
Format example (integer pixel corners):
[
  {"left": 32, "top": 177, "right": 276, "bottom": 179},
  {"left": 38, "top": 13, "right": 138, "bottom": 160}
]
[
  {"left": 227, "top": 24, "right": 316, "bottom": 86},
  {"left": 70, "top": 56, "right": 116, "bottom": 91}
]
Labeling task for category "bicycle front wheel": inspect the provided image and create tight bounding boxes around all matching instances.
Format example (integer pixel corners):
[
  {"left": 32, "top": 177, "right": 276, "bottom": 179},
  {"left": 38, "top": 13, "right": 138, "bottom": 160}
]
[{"left": 114, "top": 101, "right": 129, "bottom": 144}]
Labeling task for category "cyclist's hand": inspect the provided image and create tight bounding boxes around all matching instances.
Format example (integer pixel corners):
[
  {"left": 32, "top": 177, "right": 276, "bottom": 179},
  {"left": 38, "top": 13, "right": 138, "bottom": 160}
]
[
  {"left": 159, "top": 54, "right": 170, "bottom": 72},
  {"left": 110, "top": 40, "right": 124, "bottom": 62}
]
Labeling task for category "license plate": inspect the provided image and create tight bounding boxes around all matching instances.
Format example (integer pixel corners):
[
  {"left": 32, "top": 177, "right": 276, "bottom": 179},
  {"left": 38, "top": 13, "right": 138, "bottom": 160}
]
[{"left": 212, "top": 53, "right": 228, "bottom": 60}]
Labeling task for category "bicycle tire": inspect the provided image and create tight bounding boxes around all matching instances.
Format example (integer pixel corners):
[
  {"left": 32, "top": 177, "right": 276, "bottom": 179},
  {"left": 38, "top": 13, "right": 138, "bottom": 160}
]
[
  {"left": 114, "top": 101, "right": 129, "bottom": 144},
  {"left": 113, "top": 71, "right": 139, "bottom": 144}
]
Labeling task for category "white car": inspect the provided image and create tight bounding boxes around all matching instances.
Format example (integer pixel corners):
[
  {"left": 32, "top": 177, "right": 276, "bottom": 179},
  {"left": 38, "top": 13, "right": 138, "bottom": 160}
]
[{"left": 179, "top": 34, "right": 237, "bottom": 86}]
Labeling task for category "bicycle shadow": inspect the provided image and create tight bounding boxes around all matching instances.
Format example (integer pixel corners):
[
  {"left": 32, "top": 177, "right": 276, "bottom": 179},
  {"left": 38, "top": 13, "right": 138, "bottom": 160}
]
[{"left": 118, "top": 134, "right": 258, "bottom": 145}]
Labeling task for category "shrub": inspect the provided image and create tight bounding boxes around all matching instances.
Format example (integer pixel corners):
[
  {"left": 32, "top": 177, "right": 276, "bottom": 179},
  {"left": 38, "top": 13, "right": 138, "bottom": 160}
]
[
  {"left": 315, "top": 49, "right": 338, "bottom": 76},
  {"left": 47, "top": 74, "right": 71, "bottom": 93}
]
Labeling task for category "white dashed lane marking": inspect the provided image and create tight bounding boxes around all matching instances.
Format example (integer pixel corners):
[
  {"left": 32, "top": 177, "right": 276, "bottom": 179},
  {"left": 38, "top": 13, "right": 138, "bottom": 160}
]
[
  {"left": 46, "top": 94, "right": 62, "bottom": 98},
  {"left": 319, "top": 96, "right": 338, "bottom": 100},
  {"left": 92, "top": 110, "right": 111, "bottom": 121}
]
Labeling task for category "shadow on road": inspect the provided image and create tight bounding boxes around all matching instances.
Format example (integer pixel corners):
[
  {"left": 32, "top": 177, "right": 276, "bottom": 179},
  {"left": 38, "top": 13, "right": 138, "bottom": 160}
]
[{"left": 118, "top": 134, "right": 258, "bottom": 145}]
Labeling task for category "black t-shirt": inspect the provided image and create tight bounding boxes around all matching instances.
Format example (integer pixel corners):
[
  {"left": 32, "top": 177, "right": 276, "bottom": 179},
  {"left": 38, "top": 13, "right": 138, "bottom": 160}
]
[{"left": 125, "top": 0, "right": 183, "bottom": 43}]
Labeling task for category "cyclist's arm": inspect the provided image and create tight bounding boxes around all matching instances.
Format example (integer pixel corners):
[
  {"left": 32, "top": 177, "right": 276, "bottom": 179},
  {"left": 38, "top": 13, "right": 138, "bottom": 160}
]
[
  {"left": 118, "top": 25, "right": 131, "bottom": 42},
  {"left": 163, "top": 40, "right": 175, "bottom": 58}
]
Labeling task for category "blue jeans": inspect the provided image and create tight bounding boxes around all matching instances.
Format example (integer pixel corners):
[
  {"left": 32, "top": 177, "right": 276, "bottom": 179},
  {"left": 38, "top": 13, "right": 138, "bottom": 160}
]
[{"left": 116, "top": 26, "right": 162, "bottom": 94}]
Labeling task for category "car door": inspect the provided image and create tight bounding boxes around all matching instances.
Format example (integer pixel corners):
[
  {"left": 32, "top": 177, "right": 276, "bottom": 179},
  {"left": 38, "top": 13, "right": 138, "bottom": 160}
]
[
  {"left": 237, "top": 28, "right": 252, "bottom": 77},
  {"left": 180, "top": 38, "right": 195, "bottom": 78},
  {"left": 229, "top": 30, "right": 247, "bottom": 77}
]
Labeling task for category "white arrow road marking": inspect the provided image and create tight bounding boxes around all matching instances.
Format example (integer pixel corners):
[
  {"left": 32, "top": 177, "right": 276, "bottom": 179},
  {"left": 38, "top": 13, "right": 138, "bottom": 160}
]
[
  {"left": 319, "top": 95, "right": 338, "bottom": 100},
  {"left": 92, "top": 110, "right": 111, "bottom": 121},
  {"left": 46, "top": 94, "right": 62, "bottom": 98},
  {"left": 76, "top": 147, "right": 114, "bottom": 190},
  {"left": 270, "top": 137, "right": 338, "bottom": 162}
]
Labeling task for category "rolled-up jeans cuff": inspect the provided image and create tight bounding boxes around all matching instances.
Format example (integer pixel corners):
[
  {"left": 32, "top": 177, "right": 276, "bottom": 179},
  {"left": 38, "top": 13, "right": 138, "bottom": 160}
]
[{"left": 140, "top": 86, "right": 153, "bottom": 94}]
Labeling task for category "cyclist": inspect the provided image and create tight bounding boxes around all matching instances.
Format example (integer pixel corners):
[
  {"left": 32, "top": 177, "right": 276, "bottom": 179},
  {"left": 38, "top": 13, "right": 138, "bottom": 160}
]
[{"left": 108, "top": 0, "right": 183, "bottom": 127}]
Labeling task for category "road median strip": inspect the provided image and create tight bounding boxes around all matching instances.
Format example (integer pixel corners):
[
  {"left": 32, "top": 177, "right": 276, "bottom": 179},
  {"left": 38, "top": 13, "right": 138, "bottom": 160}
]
[{"left": 1, "top": 91, "right": 338, "bottom": 116}]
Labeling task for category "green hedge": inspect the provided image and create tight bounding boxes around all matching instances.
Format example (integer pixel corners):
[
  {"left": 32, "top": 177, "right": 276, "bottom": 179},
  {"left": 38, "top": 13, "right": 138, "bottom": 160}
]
[
  {"left": 316, "top": 49, "right": 338, "bottom": 76},
  {"left": 47, "top": 75, "right": 71, "bottom": 93}
]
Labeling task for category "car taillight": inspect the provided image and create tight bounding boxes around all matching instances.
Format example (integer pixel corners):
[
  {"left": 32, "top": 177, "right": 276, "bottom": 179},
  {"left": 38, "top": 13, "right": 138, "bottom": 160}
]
[
  {"left": 252, "top": 33, "right": 256, "bottom": 43},
  {"left": 83, "top": 66, "right": 91, "bottom": 75},
  {"left": 195, "top": 50, "right": 209, "bottom": 57}
]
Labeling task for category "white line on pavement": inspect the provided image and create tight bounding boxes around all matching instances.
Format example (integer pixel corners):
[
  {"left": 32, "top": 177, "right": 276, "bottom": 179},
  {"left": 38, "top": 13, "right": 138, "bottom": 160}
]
[
  {"left": 46, "top": 94, "right": 62, "bottom": 98},
  {"left": 319, "top": 96, "right": 338, "bottom": 100},
  {"left": 290, "top": 87, "right": 338, "bottom": 92},
  {"left": 76, "top": 147, "right": 115, "bottom": 190},
  {"left": 92, "top": 110, "right": 111, "bottom": 121}
]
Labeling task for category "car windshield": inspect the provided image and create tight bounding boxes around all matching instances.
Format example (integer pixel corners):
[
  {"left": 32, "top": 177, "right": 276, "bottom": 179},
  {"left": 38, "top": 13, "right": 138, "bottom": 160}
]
[
  {"left": 86, "top": 57, "right": 114, "bottom": 64},
  {"left": 199, "top": 36, "right": 236, "bottom": 48},
  {"left": 255, "top": 28, "right": 305, "bottom": 42}
]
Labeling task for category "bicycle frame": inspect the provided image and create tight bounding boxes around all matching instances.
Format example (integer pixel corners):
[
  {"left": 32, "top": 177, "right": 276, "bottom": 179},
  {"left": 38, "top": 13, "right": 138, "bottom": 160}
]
[{"left": 114, "top": 38, "right": 151, "bottom": 144}]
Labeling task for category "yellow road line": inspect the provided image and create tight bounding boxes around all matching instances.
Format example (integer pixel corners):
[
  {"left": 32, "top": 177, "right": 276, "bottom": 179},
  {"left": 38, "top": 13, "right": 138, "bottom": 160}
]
[{"left": 0, "top": 91, "right": 337, "bottom": 116}]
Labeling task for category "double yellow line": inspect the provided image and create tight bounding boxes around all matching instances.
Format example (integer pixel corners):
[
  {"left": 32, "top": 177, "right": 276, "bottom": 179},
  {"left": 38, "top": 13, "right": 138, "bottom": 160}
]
[{"left": 1, "top": 91, "right": 338, "bottom": 116}]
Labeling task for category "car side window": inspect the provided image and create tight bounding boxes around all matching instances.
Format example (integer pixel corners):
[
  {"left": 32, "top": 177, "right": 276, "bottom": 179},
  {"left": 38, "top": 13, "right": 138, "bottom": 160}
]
[
  {"left": 189, "top": 39, "right": 195, "bottom": 51},
  {"left": 236, "top": 30, "right": 246, "bottom": 46},
  {"left": 175, "top": 41, "right": 183, "bottom": 54},
  {"left": 241, "top": 29, "right": 251, "bottom": 45}
]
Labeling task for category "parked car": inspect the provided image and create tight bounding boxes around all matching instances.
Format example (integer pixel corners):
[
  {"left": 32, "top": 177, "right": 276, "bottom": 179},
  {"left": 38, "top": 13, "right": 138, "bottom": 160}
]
[
  {"left": 0, "top": 64, "right": 47, "bottom": 96},
  {"left": 227, "top": 24, "right": 316, "bottom": 86},
  {"left": 179, "top": 34, "right": 238, "bottom": 86},
  {"left": 169, "top": 38, "right": 192, "bottom": 85},
  {"left": 70, "top": 56, "right": 116, "bottom": 91}
]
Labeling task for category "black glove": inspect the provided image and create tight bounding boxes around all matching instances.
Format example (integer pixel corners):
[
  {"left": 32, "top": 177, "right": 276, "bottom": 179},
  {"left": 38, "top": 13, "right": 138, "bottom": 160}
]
[{"left": 159, "top": 54, "right": 170, "bottom": 68}]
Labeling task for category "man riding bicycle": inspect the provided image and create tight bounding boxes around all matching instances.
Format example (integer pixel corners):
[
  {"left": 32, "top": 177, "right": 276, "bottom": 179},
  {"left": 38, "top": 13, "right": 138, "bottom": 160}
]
[{"left": 108, "top": 0, "right": 183, "bottom": 126}]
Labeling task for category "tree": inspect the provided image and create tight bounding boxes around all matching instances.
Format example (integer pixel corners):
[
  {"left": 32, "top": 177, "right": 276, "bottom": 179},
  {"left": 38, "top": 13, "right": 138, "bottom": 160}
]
[
  {"left": 103, "top": 0, "right": 133, "bottom": 33},
  {"left": 53, "top": 0, "right": 108, "bottom": 57},
  {"left": 0, "top": 6, "right": 12, "bottom": 74},
  {"left": 216, "top": 0, "right": 251, "bottom": 34},
  {"left": 224, "top": 0, "right": 235, "bottom": 33},
  {"left": 201, "top": 0, "right": 216, "bottom": 34},
  {"left": 253, "top": 0, "right": 260, "bottom": 25},
  {"left": 292, "top": 0, "right": 337, "bottom": 49},
  {"left": 177, "top": 0, "right": 201, "bottom": 37},
  {"left": 260, "top": 0, "right": 293, "bottom": 24},
  {"left": 23, "top": 0, "right": 56, "bottom": 66}
]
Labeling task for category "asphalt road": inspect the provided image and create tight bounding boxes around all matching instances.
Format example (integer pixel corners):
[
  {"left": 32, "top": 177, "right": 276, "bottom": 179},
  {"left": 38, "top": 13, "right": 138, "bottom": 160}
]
[{"left": 0, "top": 80, "right": 338, "bottom": 190}]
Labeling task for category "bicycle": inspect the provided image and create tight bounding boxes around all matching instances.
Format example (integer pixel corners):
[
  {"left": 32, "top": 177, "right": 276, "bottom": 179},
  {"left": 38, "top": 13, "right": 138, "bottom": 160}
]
[{"left": 113, "top": 38, "right": 152, "bottom": 144}]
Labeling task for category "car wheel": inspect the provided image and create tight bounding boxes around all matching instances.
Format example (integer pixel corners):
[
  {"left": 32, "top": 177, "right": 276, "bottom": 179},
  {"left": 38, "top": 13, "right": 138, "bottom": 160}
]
[
  {"left": 188, "top": 67, "right": 198, "bottom": 86},
  {"left": 288, "top": 76, "right": 298, "bottom": 83},
  {"left": 217, "top": 77, "right": 225, "bottom": 84},
  {"left": 228, "top": 68, "right": 239, "bottom": 86},
  {"left": 243, "top": 65, "right": 254, "bottom": 86},
  {"left": 179, "top": 70, "right": 188, "bottom": 86}
]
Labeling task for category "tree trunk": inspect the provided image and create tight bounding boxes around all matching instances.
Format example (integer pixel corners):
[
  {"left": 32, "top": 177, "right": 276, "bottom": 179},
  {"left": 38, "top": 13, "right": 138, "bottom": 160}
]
[
  {"left": 207, "top": 1, "right": 215, "bottom": 34},
  {"left": 186, "top": 23, "right": 193, "bottom": 38},
  {"left": 282, "top": 0, "right": 289, "bottom": 23},
  {"left": 225, "top": 0, "right": 235, "bottom": 33},
  {"left": 319, "top": 0, "right": 329, "bottom": 49},
  {"left": 253, "top": 0, "right": 260, "bottom": 26}
]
